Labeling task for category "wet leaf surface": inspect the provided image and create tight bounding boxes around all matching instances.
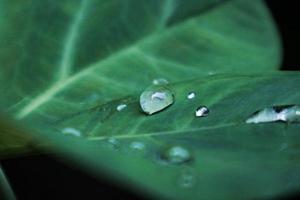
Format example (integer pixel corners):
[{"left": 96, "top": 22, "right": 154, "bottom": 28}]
[{"left": 1, "top": 0, "right": 295, "bottom": 200}]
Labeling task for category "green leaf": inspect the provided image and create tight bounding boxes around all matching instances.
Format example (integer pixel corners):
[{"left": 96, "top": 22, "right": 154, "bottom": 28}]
[
  {"left": 0, "top": 0, "right": 289, "bottom": 199},
  {"left": 0, "top": 165, "right": 16, "bottom": 200},
  {"left": 9, "top": 73, "right": 300, "bottom": 200}
]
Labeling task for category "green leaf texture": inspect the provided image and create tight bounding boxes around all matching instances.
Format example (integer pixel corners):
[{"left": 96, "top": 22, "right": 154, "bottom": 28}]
[
  {"left": 0, "top": 0, "right": 280, "bottom": 119},
  {"left": 0, "top": 0, "right": 294, "bottom": 200},
  {"left": 9, "top": 73, "right": 300, "bottom": 200}
]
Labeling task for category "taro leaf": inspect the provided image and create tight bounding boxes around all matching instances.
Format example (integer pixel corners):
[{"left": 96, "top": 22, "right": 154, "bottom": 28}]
[
  {"left": 0, "top": 0, "right": 288, "bottom": 199},
  {"left": 9, "top": 73, "right": 300, "bottom": 200},
  {"left": 0, "top": 0, "right": 280, "bottom": 151},
  {"left": 0, "top": 165, "right": 16, "bottom": 200}
]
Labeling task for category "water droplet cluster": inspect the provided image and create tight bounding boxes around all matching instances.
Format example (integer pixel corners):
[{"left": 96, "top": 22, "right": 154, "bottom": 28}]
[{"left": 246, "top": 105, "right": 300, "bottom": 123}]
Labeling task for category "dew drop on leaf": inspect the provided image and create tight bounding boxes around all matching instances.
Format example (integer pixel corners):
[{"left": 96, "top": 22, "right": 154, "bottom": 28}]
[
  {"left": 140, "top": 85, "right": 174, "bottom": 115},
  {"left": 116, "top": 104, "right": 127, "bottom": 111},
  {"left": 195, "top": 106, "right": 209, "bottom": 117},
  {"left": 159, "top": 146, "right": 192, "bottom": 165},
  {"left": 279, "top": 143, "right": 288, "bottom": 151},
  {"left": 246, "top": 105, "right": 300, "bottom": 124},
  {"left": 106, "top": 137, "right": 120, "bottom": 148},
  {"left": 178, "top": 168, "right": 197, "bottom": 189},
  {"left": 62, "top": 127, "right": 81, "bottom": 137},
  {"left": 152, "top": 78, "right": 169, "bottom": 85},
  {"left": 129, "top": 141, "right": 145, "bottom": 150},
  {"left": 187, "top": 92, "right": 196, "bottom": 99},
  {"left": 246, "top": 107, "right": 278, "bottom": 123},
  {"left": 278, "top": 105, "right": 300, "bottom": 122}
]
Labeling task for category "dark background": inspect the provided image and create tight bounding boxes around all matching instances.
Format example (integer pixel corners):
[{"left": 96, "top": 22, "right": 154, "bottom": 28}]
[
  {"left": 267, "top": 0, "right": 300, "bottom": 71},
  {"left": 1, "top": 1, "right": 300, "bottom": 200}
]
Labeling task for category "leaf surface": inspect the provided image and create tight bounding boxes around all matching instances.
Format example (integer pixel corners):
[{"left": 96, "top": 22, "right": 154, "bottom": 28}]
[
  {"left": 15, "top": 73, "right": 300, "bottom": 200},
  {"left": 0, "top": 0, "right": 292, "bottom": 199}
]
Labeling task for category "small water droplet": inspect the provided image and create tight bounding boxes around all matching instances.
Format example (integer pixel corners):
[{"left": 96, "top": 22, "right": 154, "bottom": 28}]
[
  {"left": 129, "top": 141, "right": 145, "bottom": 150},
  {"left": 152, "top": 78, "right": 169, "bottom": 85},
  {"left": 107, "top": 137, "right": 120, "bottom": 148},
  {"left": 195, "top": 106, "right": 209, "bottom": 117},
  {"left": 116, "top": 104, "right": 127, "bottom": 111},
  {"left": 140, "top": 85, "right": 174, "bottom": 115},
  {"left": 246, "top": 105, "right": 300, "bottom": 124},
  {"left": 187, "top": 92, "right": 196, "bottom": 99},
  {"left": 160, "top": 146, "right": 192, "bottom": 165},
  {"left": 62, "top": 127, "right": 81, "bottom": 137},
  {"left": 178, "top": 168, "right": 197, "bottom": 189},
  {"left": 279, "top": 143, "right": 288, "bottom": 151}
]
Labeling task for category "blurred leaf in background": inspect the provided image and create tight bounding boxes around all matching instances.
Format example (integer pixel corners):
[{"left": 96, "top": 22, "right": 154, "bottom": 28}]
[{"left": 0, "top": 165, "right": 16, "bottom": 200}]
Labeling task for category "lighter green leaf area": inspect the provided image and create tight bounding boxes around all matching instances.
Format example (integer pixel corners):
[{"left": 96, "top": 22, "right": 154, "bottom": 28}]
[{"left": 0, "top": 0, "right": 280, "bottom": 119}]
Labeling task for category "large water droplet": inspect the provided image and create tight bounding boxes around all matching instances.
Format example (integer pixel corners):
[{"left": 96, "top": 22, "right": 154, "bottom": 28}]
[
  {"left": 152, "top": 78, "right": 169, "bottom": 85},
  {"left": 195, "top": 106, "right": 209, "bottom": 117},
  {"left": 140, "top": 85, "right": 174, "bottom": 115},
  {"left": 187, "top": 92, "right": 196, "bottom": 99},
  {"left": 116, "top": 104, "right": 127, "bottom": 111},
  {"left": 62, "top": 127, "right": 81, "bottom": 137},
  {"left": 246, "top": 105, "right": 300, "bottom": 124},
  {"left": 160, "top": 146, "right": 192, "bottom": 165},
  {"left": 129, "top": 141, "right": 145, "bottom": 150},
  {"left": 246, "top": 107, "right": 278, "bottom": 123}
]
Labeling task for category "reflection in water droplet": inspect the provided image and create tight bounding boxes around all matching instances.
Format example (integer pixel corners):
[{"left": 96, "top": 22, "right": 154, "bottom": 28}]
[
  {"left": 160, "top": 146, "right": 192, "bottom": 165},
  {"left": 62, "top": 127, "right": 81, "bottom": 137},
  {"left": 116, "top": 104, "right": 127, "bottom": 111},
  {"left": 187, "top": 92, "right": 196, "bottom": 99},
  {"left": 246, "top": 105, "right": 300, "bottom": 124},
  {"left": 195, "top": 106, "right": 209, "bottom": 117},
  {"left": 152, "top": 78, "right": 169, "bottom": 85},
  {"left": 140, "top": 85, "right": 174, "bottom": 115},
  {"left": 129, "top": 141, "right": 145, "bottom": 150},
  {"left": 178, "top": 168, "right": 197, "bottom": 189}
]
